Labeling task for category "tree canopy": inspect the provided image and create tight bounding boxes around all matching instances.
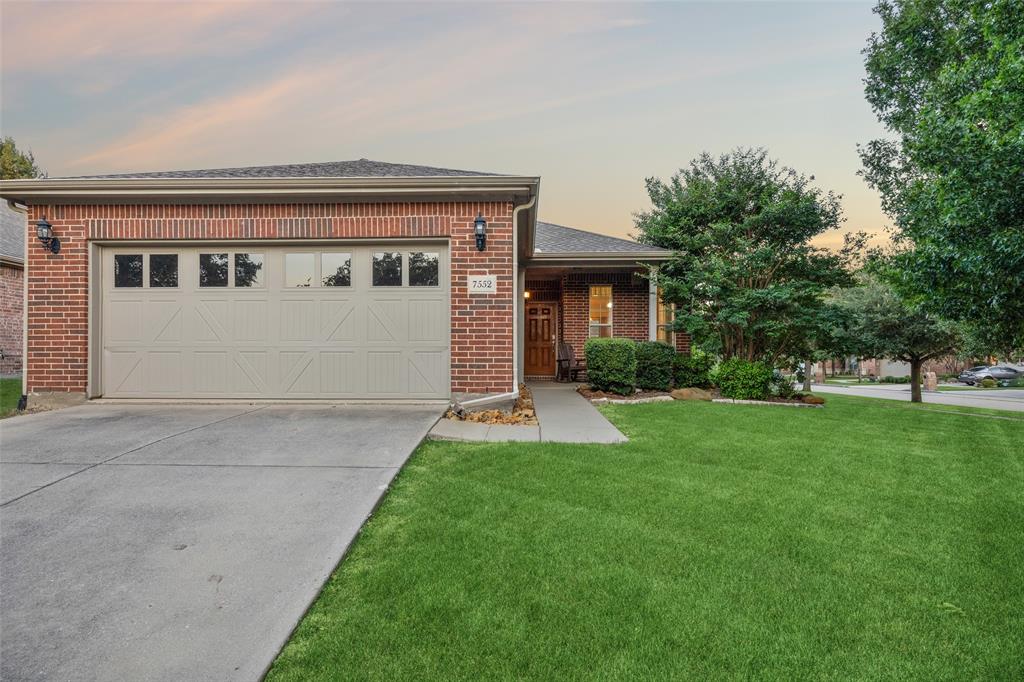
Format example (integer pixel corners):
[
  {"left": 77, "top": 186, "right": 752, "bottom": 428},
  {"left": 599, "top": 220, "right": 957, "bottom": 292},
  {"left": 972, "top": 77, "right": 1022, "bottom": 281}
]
[
  {"left": 833, "top": 272, "right": 960, "bottom": 401},
  {"left": 861, "top": 0, "right": 1024, "bottom": 350},
  {"left": 635, "top": 148, "right": 859, "bottom": 364},
  {"left": 1, "top": 136, "right": 43, "bottom": 180}
]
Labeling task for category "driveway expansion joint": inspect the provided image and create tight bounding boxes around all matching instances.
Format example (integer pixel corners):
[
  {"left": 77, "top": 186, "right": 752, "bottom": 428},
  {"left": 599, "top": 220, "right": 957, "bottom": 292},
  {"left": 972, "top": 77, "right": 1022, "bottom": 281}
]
[{"left": 0, "top": 405, "right": 269, "bottom": 507}]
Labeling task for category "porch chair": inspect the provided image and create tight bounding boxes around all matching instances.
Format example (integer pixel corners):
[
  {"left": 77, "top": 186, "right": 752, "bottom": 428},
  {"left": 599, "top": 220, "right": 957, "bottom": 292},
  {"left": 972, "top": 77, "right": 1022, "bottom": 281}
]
[{"left": 556, "top": 342, "right": 586, "bottom": 382}]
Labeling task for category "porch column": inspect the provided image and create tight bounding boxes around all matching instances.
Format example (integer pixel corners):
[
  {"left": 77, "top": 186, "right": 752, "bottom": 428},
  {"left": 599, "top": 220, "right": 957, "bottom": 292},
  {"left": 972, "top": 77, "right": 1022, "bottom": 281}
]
[{"left": 648, "top": 266, "right": 658, "bottom": 341}]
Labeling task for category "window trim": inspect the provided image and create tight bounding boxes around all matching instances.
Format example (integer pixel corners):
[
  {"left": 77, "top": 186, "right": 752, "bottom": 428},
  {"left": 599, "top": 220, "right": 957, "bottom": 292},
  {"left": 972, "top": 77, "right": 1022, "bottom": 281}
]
[
  {"left": 588, "top": 284, "right": 613, "bottom": 338},
  {"left": 113, "top": 253, "right": 144, "bottom": 288},
  {"left": 320, "top": 252, "right": 353, "bottom": 288},
  {"left": 408, "top": 251, "right": 440, "bottom": 287},
  {"left": 371, "top": 251, "right": 404, "bottom": 287},
  {"left": 233, "top": 252, "right": 266, "bottom": 288}
]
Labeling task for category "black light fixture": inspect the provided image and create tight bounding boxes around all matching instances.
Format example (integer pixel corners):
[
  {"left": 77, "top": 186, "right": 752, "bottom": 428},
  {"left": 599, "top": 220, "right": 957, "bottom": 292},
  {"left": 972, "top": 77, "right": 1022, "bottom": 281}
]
[
  {"left": 36, "top": 216, "right": 60, "bottom": 254},
  {"left": 474, "top": 213, "right": 487, "bottom": 251}
]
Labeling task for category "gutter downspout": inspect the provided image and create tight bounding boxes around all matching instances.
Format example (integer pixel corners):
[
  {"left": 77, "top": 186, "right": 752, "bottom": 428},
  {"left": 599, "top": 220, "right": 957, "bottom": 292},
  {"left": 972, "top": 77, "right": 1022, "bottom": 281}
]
[
  {"left": 511, "top": 193, "right": 537, "bottom": 393},
  {"left": 7, "top": 200, "right": 28, "bottom": 407}
]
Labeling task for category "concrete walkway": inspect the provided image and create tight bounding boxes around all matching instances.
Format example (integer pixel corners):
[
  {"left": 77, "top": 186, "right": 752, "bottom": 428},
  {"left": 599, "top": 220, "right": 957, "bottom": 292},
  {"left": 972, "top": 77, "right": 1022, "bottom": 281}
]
[{"left": 429, "top": 382, "right": 627, "bottom": 444}]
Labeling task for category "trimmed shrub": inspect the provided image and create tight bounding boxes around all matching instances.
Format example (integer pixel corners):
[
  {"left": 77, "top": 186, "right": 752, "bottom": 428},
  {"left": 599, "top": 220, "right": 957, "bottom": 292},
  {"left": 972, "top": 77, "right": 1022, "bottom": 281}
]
[
  {"left": 980, "top": 377, "right": 998, "bottom": 388},
  {"left": 771, "top": 370, "right": 797, "bottom": 399},
  {"left": 674, "top": 351, "right": 714, "bottom": 388},
  {"left": 635, "top": 341, "right": 676, "bottom": 391},
  {"left": 712, "top": 358, "right": 773, "bottom": 400},
  {"left": 584, "top": 338, "right": 637, "bottom": 395}
]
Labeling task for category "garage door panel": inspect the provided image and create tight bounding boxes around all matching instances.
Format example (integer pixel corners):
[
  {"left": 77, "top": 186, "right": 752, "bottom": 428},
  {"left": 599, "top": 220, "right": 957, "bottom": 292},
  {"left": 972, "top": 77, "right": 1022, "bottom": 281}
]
[
  {"left": 409, "top": 351, "right": 445, "bottom": 395},
  {"left": 194, "top": 352, "right": 229, "bottom": 393},
  {"left": 320, "top": 351, "right": 361, "bottom": 394},
  {"left": 367, "top": 300, "right": 404, "bottom": 343},
  {"left": 108, "top": 300, "right": 143, "bottom": 343},
  {"left": 147, "top": 303, "right": 183, "bottom": 343},
  {"left": 280, "top": 300, "right": 316, "bottom": 342},
  {"left": 100, "top": 245, "right": 449, "bottom": 399},
  {"left": 149, "top": 352, "right": 183, "bottom": 394},
  {"left": 104, "top": 351, "right": 143, "bottom": 394},
  {"left": 409, "top": 300, "right": 445, "bottom": 343},
  {"left": 367, "top": 351, "right": 402, "bottom": 394},
  {"left": 232, "top": 300, "right": 269, "bottom": 341},
  {"left": 192, "top": 303, "right": 227, "bottom": 343}
]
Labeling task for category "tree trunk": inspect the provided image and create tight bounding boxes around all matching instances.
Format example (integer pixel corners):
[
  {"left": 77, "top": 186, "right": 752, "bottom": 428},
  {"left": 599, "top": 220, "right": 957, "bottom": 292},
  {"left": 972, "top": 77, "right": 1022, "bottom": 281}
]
[
  {"left": 910, "top": 358, "right": 923, "bottom": 403},
  {"left": 803, "top": 358, "right": 812, "bottom": 392}
]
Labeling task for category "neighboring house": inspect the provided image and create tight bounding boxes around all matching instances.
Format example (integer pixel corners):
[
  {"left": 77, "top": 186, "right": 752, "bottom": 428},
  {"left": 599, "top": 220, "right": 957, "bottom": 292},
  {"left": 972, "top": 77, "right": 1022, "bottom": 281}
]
[
  {"left": 0, "top": 159, "right": 685, "bottom": 404},
  {"left": 0, "top": 201, "right": 25, "bottom": 376}
]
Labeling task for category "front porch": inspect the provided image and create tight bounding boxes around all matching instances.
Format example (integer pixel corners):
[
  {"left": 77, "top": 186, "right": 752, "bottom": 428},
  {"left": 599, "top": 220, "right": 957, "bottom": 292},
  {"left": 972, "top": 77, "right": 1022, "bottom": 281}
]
[{"left": 521, "top": 268, "right": 689, "bottom": 381}]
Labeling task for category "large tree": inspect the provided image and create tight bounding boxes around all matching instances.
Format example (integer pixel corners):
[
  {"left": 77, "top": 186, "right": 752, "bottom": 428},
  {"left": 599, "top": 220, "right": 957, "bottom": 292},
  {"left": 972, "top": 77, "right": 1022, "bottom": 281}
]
[
  {"left": 834, "top": 272, "right": 960, "bottom": 402},
  {"left": 636, "top": 148, "right": 858, "bottom": 364},
  {"left": 1, "top": 136, "right": 43, "bottom": 179},
  {"left": 861, "top": 0, "right": 1024, "bottom": 350}
]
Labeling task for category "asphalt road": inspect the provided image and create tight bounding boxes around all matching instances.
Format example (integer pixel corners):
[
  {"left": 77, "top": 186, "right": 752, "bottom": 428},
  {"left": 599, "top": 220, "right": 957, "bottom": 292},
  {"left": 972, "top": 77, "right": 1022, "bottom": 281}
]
[{"left": 810, "top": 383, "right": 1024, "bottom": 413}]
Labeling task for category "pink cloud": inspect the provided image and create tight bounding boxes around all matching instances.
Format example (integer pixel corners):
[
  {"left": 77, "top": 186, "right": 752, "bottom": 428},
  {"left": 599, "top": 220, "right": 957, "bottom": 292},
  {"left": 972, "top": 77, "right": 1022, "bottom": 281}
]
[{"left": 1, "top": 1, "right": 321, "bottom": 73}]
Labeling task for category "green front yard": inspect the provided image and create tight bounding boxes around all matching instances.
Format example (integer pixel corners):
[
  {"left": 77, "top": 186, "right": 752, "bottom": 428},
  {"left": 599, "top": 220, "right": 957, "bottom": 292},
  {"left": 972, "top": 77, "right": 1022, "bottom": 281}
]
[
  {"left": 1, "top": 377, "right": 22, "bottom": 417},
  {"left": 269, "top": 395, "right": 1023, "bottom": 680}
]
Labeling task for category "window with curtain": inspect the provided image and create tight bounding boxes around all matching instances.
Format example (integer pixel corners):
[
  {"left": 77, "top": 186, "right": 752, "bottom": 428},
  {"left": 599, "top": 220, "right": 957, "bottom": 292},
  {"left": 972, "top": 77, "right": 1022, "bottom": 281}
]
[
  {"left": 589, "top": 285, "right": 613, "bottom": 337},
  {"left": 656, "top": 287, "right": 674, "bottom": 345}
]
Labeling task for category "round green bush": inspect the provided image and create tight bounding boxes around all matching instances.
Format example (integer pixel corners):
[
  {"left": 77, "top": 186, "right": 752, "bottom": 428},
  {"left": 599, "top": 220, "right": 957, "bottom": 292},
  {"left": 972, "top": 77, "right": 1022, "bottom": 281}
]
[
  {"left": 583, "top": 338, "right": 637, "bottom": 395},
  {"left": 712, "top": 358, "right": 773, "bottom": 400},
  {"left": 673, "top": 351, "right": 714, "bottom": 388},
  {"left": 635, "top": 341, "right": 675, "bottom": 391},
  {"left": 980, "top": 377, "right": 998, "bottom": 388}
]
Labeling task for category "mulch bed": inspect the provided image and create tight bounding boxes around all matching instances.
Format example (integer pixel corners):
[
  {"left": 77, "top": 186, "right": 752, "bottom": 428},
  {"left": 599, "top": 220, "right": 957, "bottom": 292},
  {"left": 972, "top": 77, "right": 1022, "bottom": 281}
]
[
  {"left": 576, "top": 386, "right": 673, "bottom": 401},
  {"left": 577, "top": 384, "right": 824, "bottom": 406},
  {"left": 445, "top": 384, "right": 538, "bottom": 425}
]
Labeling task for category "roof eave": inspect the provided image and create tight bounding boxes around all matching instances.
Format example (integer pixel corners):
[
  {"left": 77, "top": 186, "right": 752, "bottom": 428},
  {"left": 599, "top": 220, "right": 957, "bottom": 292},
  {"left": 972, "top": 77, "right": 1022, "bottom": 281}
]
[
  {"left": 528, "top": 251, "right": 672, "bottom": 262},
  {"left": 0, "top": 175, "right": 540, "bottom": 204}
]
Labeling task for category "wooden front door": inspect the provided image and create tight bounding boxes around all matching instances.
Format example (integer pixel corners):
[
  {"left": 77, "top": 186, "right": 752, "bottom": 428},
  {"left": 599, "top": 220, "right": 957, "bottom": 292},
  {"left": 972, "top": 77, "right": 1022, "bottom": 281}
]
[{"left": 525, "top": 303, "right": 557, "bottom": 376}]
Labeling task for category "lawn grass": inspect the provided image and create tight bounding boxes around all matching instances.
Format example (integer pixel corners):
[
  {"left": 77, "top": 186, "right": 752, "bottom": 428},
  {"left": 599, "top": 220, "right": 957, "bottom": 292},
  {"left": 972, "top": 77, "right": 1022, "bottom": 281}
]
[
  {"left": 0, "top": 377, "right": 22, "bottom": 418},
  {"left": 268, "top": 394, "right": 1024, "bottom": 681}
]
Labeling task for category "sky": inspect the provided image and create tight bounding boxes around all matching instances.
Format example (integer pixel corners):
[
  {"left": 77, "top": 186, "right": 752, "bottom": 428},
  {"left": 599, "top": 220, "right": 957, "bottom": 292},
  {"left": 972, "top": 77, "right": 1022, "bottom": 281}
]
[{"left": 0, "top": 0, "right": 890, "bottom": 248}]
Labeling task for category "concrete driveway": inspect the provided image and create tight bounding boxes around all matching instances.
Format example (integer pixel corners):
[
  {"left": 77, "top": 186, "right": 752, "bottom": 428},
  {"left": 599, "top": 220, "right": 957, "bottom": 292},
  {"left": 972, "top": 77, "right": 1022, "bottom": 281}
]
[{"left": 0, "top": 403, "right": 442, "bottom": 681}]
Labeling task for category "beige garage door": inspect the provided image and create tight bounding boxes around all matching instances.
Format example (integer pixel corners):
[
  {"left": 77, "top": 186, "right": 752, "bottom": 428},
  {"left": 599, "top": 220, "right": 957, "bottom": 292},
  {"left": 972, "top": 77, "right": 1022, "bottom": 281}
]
[{"left": 99, "top": 244, "right": 450, "bottom": 399}]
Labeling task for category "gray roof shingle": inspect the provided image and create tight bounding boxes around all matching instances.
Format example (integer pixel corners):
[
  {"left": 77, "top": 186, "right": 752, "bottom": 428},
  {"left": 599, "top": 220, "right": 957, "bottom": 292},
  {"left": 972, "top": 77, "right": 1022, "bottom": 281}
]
[
  {"left": 1, "top": 202, "right": 25, "bottom": 263},
  {"left": 534, "top": 221, "right": 669, "bottom": 256},
  {"left": 62, "top": 159, "right": 503, "bottom": 180}
]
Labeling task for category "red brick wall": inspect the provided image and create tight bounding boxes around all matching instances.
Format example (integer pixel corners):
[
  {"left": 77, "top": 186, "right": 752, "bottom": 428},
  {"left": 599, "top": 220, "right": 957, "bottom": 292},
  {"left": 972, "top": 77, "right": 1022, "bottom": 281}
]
[
  {"left": 24, "top": 201, "right": 514, "bottom": 395},
  {"left": 532, "top": 271, "right": 690, "bottom": 356},
  {"left": 0, "top": 263, "right": 24, "bottom": 374}
]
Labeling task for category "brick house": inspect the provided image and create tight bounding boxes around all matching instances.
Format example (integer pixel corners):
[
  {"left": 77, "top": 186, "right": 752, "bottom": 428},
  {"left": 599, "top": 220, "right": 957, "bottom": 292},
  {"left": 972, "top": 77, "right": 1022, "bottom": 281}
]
[
  {"left": 0, "top": 160, "right": 685, "bottom": 405},
  {"left": 1, "top": 202, "right": 25, "bottom": 377}
]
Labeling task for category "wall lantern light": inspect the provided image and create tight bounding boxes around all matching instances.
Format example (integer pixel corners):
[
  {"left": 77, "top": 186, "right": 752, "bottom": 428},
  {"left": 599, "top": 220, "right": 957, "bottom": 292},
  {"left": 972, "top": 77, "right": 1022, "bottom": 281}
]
[
  {"left": 36, "top": 217, "right": 60, "bottom": 254},
  {"left": 474, "top": 213, "right": 487, "bottom": 251},
  {"left": 523, "top": 290, "right": 531, "bottom": 299}
]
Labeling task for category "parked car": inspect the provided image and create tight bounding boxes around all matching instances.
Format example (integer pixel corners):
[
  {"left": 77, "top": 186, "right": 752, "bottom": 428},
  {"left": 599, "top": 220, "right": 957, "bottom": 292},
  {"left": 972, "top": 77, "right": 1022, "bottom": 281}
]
[
  {"left": 961, "top": 365, "right": 1022, "bottom": 386},
  {"left": 958, "top": 366, "right": 991, "bottom": 385}
]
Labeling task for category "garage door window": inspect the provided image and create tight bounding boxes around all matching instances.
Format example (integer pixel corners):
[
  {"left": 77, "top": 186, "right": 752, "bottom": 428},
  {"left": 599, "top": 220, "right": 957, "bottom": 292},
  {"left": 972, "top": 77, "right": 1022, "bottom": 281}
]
[
  {"left": 199, "top": 253, "right": 229, "bottom": 287},
  {"left": 149, "top": 254, "right": 178, "bottom": 288},
  {"left": 409, "top": 252, "right": 439, "bottom": 286},
  {"left": 373, "top": 252, "right": 402, "bottom": 286},
  {"left": 234, "top": 253, "right": 264, "bottom": 287},
  {"left": 321, "top": 253, "right": 352, "bottom": 287},
  {"left": 114, "top": 254, "right": 143, "bottom": 287},
  {"left": 285, "top": 253, "right": 315, "bottom": 288}
]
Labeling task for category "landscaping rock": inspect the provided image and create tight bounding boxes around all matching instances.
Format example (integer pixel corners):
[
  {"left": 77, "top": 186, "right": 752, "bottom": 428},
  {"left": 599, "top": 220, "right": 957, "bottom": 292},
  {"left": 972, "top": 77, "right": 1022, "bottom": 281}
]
[
  {"left": 671, "top": 387, "right": 713, "bottom": 401},
  {"left": 802, "top": 394, "right": 826, "bottom": 405}
]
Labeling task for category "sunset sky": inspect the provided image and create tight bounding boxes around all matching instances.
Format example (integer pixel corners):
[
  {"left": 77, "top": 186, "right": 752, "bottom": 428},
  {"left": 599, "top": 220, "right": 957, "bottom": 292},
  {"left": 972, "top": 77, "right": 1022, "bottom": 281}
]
[{"left": 1, "top": 1, "right": 889, "bottom": 248}]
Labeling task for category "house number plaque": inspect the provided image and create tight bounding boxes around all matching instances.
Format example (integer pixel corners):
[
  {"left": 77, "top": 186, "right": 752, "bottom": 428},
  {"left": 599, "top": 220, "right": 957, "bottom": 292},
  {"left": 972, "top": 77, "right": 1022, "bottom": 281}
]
[{"left": 467, "top": 274, "right": 497, "bottom": 295}]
